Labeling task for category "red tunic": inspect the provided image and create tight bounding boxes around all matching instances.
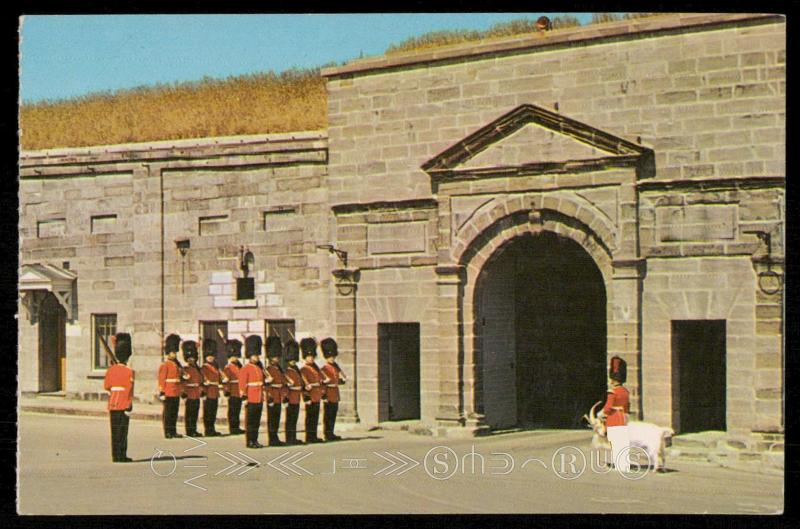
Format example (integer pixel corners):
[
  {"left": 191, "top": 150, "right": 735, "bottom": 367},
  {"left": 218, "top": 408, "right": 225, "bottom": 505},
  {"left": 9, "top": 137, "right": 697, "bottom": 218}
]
[
  {"left": 321, "top": 363, "right": 341, "bottom": 404},
  {"left": 300, "top": 361, "right": 324, "bottom": 403},
  {"left": 201, "top": 362, "right": 222, "bottom": 399},
  {"left": 104, "top": 363, "right": 135, "bottom": 411},
  {"left": 238, "top": 362, "right": 265, "bottom": 404},
  {"left": 284, "top": 365, "right": 303, "bottom": 405},
  {"left": 603, "top": 385, "right": 630, "bottom": 427},
  {"left": 265, "top": 364, "right": 287, "bottom": 405},
  {"left": 223, "top": 361, "right": 242, "bottom": 398},
  {"left": 158, "top": 360, "right": 183, "bottom": 397},
  {"left": 182, "top": 365, "right": 203, "bottom": 400}
]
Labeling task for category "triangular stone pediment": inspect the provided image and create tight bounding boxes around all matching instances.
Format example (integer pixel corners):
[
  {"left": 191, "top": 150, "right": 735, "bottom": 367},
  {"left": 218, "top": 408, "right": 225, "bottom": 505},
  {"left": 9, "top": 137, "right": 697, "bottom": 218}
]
[{"left": 422, "top": 104, "right": 652, "bottom": 181}]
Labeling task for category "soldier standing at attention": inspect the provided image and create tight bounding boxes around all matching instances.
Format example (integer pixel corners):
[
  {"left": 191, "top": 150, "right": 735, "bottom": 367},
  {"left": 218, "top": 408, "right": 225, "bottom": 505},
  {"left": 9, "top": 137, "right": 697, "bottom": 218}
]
[
  {"left": 239, "top": 335, "right": 266, "bottom": 448},
  {"left": 320, "top": 338, "right": 345, "bottom": 442},
  {"left": 222, "top": 339, "right": 245, "bottom": 435},
  {"left": 158, "top": 334, "right": 183, "bottom": 439},
  {"left": 104, "top": 332, "right": 134, "bottom": 462},
  {"left": 201, "top": 340, "right": 223, "bottom": 437},
  {"left": 181, "top": 340, "right": 204, "bottom": 437},
  {"left": 599, "top": 356, "right": 630, "bottom": 473},
  {"left": 265, "top": 336, "right": 287, "bottom": 447},
  {"left": 282, "top": 339, "right": 304, "bottom": 445},
  {"left": 299, "top": 337, "right": 324, "bottom": 444}
]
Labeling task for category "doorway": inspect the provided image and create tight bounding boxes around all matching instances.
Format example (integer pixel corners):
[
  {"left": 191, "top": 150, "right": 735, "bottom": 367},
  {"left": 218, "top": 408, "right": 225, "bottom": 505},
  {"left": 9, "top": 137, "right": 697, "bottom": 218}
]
[
  {"left": 672, "top": 320, "right": 727, "bottom": 433},
  {"left": 477, "top": 232, "right": 607, "bottom": 429},
  {"left": 38, "top": 293, "right": 66, "bottom": 392},
  {"left": 378, "top": 323, "right": 421, "bottom": 421}
]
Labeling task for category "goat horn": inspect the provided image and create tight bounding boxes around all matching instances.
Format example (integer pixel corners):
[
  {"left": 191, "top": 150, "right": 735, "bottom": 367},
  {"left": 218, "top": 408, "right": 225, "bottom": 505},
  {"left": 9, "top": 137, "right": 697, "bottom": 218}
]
[{"left": 589, "top": 400, "right": 602, "bottom": 424}]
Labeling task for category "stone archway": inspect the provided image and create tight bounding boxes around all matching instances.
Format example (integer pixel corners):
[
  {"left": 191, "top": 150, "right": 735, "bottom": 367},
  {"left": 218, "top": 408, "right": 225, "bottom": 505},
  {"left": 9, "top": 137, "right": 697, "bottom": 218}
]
[{"left": 451, "top": 197, "right": 617, "bottom": 430}]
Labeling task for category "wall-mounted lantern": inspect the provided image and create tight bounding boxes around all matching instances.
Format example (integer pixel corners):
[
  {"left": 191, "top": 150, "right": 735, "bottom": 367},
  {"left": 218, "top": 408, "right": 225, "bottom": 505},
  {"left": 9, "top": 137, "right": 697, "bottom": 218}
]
[{"left": 175, "top": 238, "right": 190, "bottom": 294}]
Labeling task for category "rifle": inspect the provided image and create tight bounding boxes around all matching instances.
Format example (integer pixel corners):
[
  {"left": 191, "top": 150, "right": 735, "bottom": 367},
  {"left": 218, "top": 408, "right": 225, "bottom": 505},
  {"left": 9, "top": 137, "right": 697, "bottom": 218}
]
[{"left": 97, "top": 330, "right": 119, "bottom": 365}]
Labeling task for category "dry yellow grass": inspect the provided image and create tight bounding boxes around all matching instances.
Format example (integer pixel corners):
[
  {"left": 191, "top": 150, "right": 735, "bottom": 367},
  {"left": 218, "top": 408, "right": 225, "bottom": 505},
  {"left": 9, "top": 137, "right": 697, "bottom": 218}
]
[{"left": 20, "top": 68, "right": 327, "bottom": 150}]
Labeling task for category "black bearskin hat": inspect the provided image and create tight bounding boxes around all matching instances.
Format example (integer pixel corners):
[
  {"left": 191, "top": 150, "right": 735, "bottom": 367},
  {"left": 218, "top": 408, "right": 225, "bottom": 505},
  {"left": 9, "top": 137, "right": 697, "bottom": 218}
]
[
  {"left": 182, "top": 340, "right": 199, "bottom": 361},
  {"left": 284, "top": 340, "right": 299, "bottom": 362},
  {"left": 226, "top": 339, "right": 243, "bottom": 357},
  {"left": 114, "top": 333, "right": 132, "bottom": 363},
  {"left": 320, "top": 337, "right": 338, "bottom": 358},
  {"left": 245, "top": 335, "right": 262, "bottom": 357},
  {"left": 300, "top": 337, "right": 317, "bottom": 357},
  {"left": 266, "top": 336, "right": 283, "bottom": 359},
  {"left": 609, "top": 356, "right": 627, "bottom": 384},
  {"left": 202, "top": 338, "right": 217, "bottom": 358},
  {"left": 165, "top": 333, "right": 181, "bottom": 353}
]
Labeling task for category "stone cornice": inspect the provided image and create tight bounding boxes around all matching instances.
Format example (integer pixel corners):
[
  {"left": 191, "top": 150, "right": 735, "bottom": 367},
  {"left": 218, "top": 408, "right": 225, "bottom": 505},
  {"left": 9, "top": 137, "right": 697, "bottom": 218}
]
[{"left": 322, "top": 13, "right": 783, "bottom": 78}]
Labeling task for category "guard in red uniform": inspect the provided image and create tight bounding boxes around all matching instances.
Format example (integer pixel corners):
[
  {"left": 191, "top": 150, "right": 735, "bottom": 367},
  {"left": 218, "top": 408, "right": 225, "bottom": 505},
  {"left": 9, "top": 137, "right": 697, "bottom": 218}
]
[
  {"left": 282, "top": 340, "right": 304, "bottom": 445},
  {"left": 600, "top": 356, "right": 630, "bottom": 472},
  {"left": 201, "top": 340, "right": 223, "bottom": 436},
  {"left": 182, "top": 340, "right": 204, "bottom": 437},
  {"left": 104, "top": 333, "right": 134, "bottom": 462},
  {"left": 158, "top": 333, "right": 183, "bottom": 439},
  {"left": 320, "top": 337, "right": 345, "bottom": 442},
  {"left": 265, "top": 336, "right": 287, "bottom": 447},
  {"left": 222, "top": 339, "right": 245, "bottom": 435},
  {"left": 239, "top": 335, "right": 266, "bottom": 448},
  {"left": 300, "top": 337, "right": 324, "bottom": 443}
]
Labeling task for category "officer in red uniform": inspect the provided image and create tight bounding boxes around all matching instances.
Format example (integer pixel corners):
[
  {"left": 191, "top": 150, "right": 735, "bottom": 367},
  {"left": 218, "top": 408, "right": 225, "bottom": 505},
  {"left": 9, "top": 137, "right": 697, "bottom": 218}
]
[
  {"left": 599, "top": 356, "right": 630, "bottom": 472},
  {"left": 320, "top": 337, "right": 345, "bottom": 442},
  {"left": 158, "top": 333, "right": 183, "bottom": 438},
  {"left": 103, "top": 332, "right": 134, "bottom": 462},
  {"left": 299, "top": 337, "right": 324, "bottom": 443},
  {"left": 222, "top": 339, "right": 245, "bottom": 435},
  {"left": 282, "top": 339, "right": 304, "bottom": 445},
  {"left": 201, "top": 340, "right": 223, "bottom": 436},
  {"left": 181, "top": 340, "right": 204, "bottom": 437},
  {"left": 265, "top": 336, "right": 287, "bottom": 447},
  {"left": 239, "top": 335, "right": 266, "bottom": 448}
]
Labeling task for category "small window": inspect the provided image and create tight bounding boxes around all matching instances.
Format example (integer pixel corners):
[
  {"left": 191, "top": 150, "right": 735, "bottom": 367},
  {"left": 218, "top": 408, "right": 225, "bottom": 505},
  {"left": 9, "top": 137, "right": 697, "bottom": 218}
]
[
  {"left": 199, "top": 215, "right": 228, "bottom": 236},
  {"left": 91, "top": 214, "right": 118, "bottom": 234},
  {"left": 92, "top": 314, "right": 117, "bottom": 370},
  {"left": 237, "top": 277, "right": 255, "bottom": 300},
  {"left": 37, "top": 218, "right": 66, "bottom": 238}
]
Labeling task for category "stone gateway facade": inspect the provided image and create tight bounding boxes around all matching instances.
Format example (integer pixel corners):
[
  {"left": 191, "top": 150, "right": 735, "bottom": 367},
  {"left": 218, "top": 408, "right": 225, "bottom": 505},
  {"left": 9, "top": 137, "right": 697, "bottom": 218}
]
[{"left": 19, "top": 14, "right": 784, "bottom": 441}]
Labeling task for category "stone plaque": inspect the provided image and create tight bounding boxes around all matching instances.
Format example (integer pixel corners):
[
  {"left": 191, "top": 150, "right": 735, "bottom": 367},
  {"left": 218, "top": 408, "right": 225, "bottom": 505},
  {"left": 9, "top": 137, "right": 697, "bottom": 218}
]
[
  {"left": 656, "top": 204, "right": 737, "bottom": 242},
  {"left": 368, "top": 221, "right": 427, "bottom": 255}
]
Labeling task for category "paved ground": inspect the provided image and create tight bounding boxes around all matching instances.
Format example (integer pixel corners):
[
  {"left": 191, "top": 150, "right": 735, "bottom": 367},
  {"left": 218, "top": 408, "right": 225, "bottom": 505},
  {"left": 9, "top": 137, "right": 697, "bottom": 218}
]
[{"left": 18, "top": 412, "right": 783, "bottom": 515}]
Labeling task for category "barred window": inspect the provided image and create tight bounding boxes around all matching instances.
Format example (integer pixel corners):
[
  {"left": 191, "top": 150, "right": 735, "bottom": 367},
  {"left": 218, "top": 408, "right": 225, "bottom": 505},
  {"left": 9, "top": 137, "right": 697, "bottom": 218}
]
[{"left": 92, "top": 314, "right": 117, "bottom": 369}]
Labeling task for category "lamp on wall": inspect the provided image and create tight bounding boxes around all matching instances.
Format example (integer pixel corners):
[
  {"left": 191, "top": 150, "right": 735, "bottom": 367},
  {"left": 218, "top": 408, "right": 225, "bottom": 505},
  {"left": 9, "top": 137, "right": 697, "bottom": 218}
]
[
  {"left": 743, "top": 229, "right": 782, "bottom": 295},
  {"left": 175, "top": 238, "right": 190, "bottom": 294},
  {"left": 239, "top": 246, "right": 255, "bottom": 278},
  {"left": 316, "top": 244, "right": 348, "bottom": 268}
]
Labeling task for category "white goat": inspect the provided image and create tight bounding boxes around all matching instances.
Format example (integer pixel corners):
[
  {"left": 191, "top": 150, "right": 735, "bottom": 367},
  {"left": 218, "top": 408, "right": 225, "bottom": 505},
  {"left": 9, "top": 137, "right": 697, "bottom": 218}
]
[{"left": 584, "top": 401, "right": 675, "bottom": 472}]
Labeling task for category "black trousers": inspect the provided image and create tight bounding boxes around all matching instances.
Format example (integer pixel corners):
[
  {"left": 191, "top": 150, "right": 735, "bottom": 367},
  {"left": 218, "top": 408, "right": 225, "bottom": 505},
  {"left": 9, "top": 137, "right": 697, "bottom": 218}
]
[
  {"left": 267, "top": 402, "right": 282, "bottom": 443},
  {"left": 245, "top": 402, "right": 263, "bottom": 445},
  {"left": 285, "top": 403, "right": 300, "bottom": 442},
  {"left": 109, "top": 410, "right": 130, "bottom": 461},
  {"left": 162, "top": 397, "right": 179, "bottom": 436},
  {"left": 323, "top": 401, "right": 339, "bottom": 439},
  {"left": 203, "top": 398, "right": 219, "bottom": 433},
  {"left": 228, "top": 396, "right": 242, "bottom": 432},
  {"left": 305, "top": 401, "right": 320, "bottom": 441},
  {"left": 185, "top": 398, "right": 200, "bottom": 435}
]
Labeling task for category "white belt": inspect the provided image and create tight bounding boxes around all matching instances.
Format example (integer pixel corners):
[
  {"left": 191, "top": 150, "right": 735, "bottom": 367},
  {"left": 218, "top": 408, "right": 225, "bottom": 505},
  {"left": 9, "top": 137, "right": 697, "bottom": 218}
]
[
  {"left": 165, "top": 378, "right": 180, "bottom": 383},
  {"left": 110, "top": 386, "right": 126, "bottom": 391},
  {"left": 269, "top": 384, "right": 283, "bottom": 388},
  {"left": 247, "top": 382, "right": 263, "bottom": 387},
  {"left": 289, "top": 386, "right": 302, "bottom": 391},
  {"left": 185, "top": 383, "right": 199, "bottom": 387},
  {"left": 228, "top": 379, "right": 238, "bottom": 383},
  {"left": 326, "top": 384, "right": 338, "bottom": 388},
  {"left": 308, "top": 383, "right": 320, "bottom": 387}
]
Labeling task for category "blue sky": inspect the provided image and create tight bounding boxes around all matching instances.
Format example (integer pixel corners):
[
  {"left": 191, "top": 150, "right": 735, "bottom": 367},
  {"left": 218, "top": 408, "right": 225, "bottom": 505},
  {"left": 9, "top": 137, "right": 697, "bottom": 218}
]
[{"left": 19, "top": 14, "right": 594, "bottom": 103}]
